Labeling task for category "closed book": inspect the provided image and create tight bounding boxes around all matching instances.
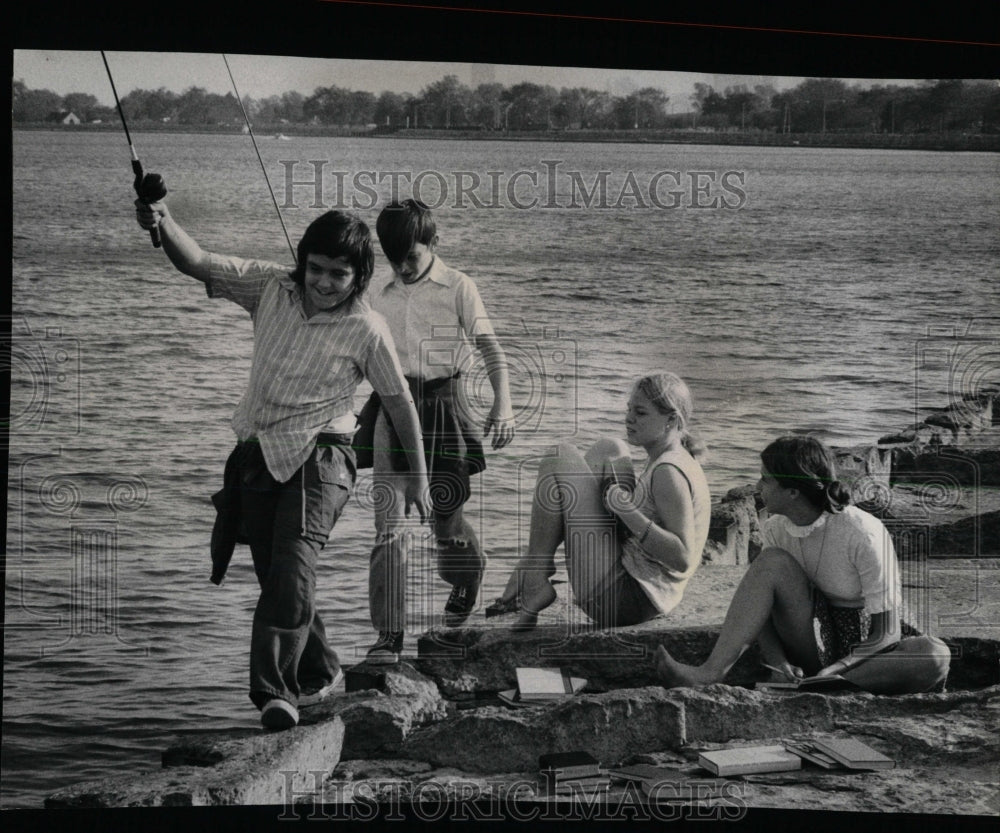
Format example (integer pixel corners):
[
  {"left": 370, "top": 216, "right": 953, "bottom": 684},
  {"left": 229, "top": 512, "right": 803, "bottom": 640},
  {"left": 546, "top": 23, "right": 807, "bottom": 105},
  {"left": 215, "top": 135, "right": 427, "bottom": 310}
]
[
  {"left": 539, "top": 751, "right": 601, "bottom": 780},
  {"left": 698, "top": 745, "right": 803, "bottom": 777},
  {"left": 812, "top": 738, "right": 895, "bottom": 770},
  {"left": 546, "top": 775, "right": 611, "bottom": 795},
  {"left": 516, "top": 667, "right": 587, "bottom": 700}
]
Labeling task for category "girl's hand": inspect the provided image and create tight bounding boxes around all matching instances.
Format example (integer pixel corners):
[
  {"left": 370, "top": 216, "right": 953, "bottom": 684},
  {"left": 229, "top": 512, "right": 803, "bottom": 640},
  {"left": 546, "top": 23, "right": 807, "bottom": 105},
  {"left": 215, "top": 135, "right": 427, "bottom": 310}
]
[
  {"left": 602, "top": 483, "right": 635, "bottom": 517},
  {"left": 763, "top": 660, "right": 804, "bottom": 682}
]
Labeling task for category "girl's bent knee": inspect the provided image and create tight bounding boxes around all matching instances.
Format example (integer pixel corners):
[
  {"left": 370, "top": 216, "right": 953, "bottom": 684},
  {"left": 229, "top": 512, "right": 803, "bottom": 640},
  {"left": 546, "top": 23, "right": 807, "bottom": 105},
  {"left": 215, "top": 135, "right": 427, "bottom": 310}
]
[
  {"left": 753, "top": 547, "right": 800, "bottom": 572},
  {"left": 587, "top": 437, "right": 630, "bottom": 459}
]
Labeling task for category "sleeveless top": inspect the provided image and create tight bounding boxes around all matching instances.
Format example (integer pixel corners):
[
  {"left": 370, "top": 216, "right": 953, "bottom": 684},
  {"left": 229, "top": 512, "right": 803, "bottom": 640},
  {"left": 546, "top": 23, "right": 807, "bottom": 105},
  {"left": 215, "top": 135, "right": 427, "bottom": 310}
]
[{"left": 620, "top": 446, "right": 711, "bottom": 616}]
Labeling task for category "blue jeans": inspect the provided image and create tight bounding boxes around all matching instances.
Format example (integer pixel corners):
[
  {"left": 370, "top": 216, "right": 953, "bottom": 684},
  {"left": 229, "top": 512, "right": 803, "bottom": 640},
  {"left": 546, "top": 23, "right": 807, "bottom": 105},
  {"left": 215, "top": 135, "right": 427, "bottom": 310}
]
[{"left": 236, "top": 435, "right": 355, "bottom": 709}]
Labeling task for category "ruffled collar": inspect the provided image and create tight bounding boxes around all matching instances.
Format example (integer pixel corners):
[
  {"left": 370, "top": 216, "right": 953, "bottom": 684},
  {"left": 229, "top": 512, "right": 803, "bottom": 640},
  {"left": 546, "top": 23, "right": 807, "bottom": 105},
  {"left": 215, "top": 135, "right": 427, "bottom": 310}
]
[{"left": 772, "top": 511, "right": 829, "bottom": 539}]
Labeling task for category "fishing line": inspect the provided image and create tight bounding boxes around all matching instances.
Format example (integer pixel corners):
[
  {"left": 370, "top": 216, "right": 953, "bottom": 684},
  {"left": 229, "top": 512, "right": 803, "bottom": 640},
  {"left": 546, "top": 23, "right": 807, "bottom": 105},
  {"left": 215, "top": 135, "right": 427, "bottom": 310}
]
[{"left": 222, "top": 54, "right": 297, "bottom": 265}]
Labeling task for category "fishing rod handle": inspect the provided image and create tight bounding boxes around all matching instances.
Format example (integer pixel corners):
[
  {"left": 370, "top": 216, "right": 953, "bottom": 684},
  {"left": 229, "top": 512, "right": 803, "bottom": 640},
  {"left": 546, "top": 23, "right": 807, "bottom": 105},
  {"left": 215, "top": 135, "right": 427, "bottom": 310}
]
[{"left": 133, "top": 166, "right": 168, "bottom": 249}]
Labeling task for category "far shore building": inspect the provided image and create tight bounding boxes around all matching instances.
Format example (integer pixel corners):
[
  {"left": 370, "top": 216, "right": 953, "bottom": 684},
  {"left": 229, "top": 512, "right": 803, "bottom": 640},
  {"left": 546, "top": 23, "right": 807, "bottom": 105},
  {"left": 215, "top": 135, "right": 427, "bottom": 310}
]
[{"left": 47, "top": 110, "right": 81, "bottom": 125}]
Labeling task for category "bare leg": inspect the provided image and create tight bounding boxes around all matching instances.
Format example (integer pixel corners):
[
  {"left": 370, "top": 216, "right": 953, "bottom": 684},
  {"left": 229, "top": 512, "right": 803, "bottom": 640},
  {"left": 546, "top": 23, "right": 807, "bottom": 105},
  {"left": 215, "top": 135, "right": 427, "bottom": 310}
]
[
  {"left": 841, "top": 636, "right": 951, "bottom": 694},
  {"left": 499, "top": 439, "right": 632, "bottom": 629},
  {"left": 655, "top": 548, "right": 817, "bottom": 686}
]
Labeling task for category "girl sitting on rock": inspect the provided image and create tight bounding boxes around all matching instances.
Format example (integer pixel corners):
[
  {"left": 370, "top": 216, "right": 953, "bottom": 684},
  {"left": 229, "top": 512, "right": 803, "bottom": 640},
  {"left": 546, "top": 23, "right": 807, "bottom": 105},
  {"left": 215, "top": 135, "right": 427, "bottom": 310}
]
[
  {"left": 655, "top": 435, "right": 951, "bottom": 694},
  {"left": 486, "top": 372, "right": 711, "bottom": 630}
]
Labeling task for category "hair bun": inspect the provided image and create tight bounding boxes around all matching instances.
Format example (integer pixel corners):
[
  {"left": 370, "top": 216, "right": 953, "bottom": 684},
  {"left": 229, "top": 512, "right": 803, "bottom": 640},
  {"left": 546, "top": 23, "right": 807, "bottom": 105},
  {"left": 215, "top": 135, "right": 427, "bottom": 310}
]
[{"left": 825, "top": 479, "right": 851, "bottom": 512}]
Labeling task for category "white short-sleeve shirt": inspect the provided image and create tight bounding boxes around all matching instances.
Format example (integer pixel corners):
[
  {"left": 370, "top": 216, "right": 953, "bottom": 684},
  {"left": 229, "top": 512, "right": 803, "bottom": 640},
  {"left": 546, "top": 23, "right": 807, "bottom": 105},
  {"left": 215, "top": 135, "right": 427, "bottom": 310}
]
[
  {"left": 371, "top": 256, "right": 495, "bottom": 380},
  {"left": 760, "top": 505, "right": 901, "bottom": 614}
]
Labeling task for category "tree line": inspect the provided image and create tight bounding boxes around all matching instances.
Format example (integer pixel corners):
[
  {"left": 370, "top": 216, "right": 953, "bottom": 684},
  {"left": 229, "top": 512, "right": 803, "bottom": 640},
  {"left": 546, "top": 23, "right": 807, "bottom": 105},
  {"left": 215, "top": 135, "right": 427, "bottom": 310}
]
[{"left": 13, "top": 75, "right": 1000, "bottom": 134}]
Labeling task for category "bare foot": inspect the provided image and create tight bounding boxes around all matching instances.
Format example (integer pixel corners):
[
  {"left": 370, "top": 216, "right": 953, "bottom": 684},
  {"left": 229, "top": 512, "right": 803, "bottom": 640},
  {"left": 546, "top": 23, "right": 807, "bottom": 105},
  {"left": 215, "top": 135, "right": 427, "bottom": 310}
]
[
  {"left": 512, "top": 580, "right": 557, "bottom": 632},
  {"left": 654, "top": 645, "right": 718, "bottom": 688}
]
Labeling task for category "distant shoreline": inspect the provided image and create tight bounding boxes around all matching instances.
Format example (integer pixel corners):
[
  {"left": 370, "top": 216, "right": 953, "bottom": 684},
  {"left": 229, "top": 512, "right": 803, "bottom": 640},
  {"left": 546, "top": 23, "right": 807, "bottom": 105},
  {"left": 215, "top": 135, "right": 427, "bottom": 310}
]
[{"left": 15, "top": 124, "right": 1000, "bottom": 153}]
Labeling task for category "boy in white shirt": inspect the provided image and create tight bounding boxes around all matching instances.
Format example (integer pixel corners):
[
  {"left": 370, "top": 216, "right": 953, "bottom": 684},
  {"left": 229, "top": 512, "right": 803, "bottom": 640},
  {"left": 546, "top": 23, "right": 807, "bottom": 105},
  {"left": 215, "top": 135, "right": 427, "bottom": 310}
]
[{"left": 359, "top": 199, "right": 515, "bottom": 663}]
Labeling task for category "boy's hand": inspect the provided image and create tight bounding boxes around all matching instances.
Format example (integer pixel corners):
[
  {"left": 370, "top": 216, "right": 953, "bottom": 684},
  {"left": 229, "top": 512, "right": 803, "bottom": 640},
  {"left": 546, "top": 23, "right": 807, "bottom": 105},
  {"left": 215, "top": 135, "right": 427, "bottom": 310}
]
[
  {"left": 403, "top": 474, "right": 430, "bottom": 524},
  {"left": 135, "top": 198, "right": 168, "bottom": 232},
  {"left": 483, "top": 405, "right": 515, "bottom": 450}
]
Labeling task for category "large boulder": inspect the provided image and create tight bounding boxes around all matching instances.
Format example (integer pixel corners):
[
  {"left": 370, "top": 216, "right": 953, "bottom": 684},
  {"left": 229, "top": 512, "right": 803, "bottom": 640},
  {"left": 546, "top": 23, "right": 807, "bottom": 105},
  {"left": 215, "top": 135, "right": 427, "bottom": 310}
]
[
  {"left": 307, "top": 661, "right": 448, "bottom": 758},
  {"left": 399, "top": 687, "right": 688, "bottom": 771},
  {"left": 414, "top": 625, "right": 765, "bottom": 697},
  {"left": 705, "top": 485, "right": 761, "bottom": 565},
  {"left": 831, "top": 444, "right": 893, "bottom": 488},
  {"left": 46, "top": 717, "right": 346, "bottom": 807}
]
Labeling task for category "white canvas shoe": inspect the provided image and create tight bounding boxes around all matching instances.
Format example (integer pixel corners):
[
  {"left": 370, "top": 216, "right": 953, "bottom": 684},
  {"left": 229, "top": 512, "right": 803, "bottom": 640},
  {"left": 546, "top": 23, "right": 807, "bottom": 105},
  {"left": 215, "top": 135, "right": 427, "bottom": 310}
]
[{"left": 299, "top": 668, "right": 344, "bottom": 707}]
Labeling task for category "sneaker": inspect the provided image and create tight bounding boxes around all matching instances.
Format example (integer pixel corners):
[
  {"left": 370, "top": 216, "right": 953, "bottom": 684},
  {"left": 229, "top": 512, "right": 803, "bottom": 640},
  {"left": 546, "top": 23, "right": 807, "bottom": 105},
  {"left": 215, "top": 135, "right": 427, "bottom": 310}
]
[
  {"left": 366, "top": 631, "right": 403, "bottom": 665},
  {"left": 443, "top": 582, "right": 479, "bottom": 627},
  {"left": 299, "top": 668, "right": 344, "bottom": 707},
  {"left": 261, "top": 698, "right": 299, "bottom": 730}
]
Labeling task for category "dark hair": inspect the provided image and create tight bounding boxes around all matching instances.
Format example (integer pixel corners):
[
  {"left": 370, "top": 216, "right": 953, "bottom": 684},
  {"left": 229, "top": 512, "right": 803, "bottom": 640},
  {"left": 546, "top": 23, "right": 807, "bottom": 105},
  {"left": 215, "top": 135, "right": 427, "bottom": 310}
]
[
  {"left": 289, "top": 211, "right": 375, "bottom": 300},
  {"left": 632, "top": 372, "right": 707, "bottom": 459},
  {"left": 760, "top": 435, "right": 851, "bottom": 513},
  {"left": 375, "top": 199, "right": 437, "bottom": 264}
]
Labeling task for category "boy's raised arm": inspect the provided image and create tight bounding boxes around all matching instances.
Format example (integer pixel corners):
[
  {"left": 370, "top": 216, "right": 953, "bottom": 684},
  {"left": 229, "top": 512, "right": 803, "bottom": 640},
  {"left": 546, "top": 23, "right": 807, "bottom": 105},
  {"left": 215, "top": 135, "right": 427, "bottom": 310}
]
[
  {"left": 474, "top": 332, "right": 515, "bottom": 450},
  {"left": 135, "top": 199, "right": 213, "bottom": 283}
]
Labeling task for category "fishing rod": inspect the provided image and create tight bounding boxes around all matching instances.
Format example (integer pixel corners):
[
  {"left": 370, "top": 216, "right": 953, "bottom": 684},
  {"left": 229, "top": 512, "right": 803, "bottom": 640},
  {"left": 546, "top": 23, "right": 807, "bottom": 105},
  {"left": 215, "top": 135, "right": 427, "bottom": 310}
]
[
  {"left": 222, "top": 54, "right": 297, "bottom": 265},
  {"left": 101, "top": 51, "right": 167, "bottom": 248}
]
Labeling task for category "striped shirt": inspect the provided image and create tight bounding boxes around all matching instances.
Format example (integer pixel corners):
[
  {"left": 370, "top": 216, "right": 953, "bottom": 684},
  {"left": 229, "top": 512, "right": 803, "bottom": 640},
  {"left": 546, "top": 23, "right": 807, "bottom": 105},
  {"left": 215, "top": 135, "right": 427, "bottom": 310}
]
[
  {"left": 206, "top": 253, "right": 408, "bottom": 483},
  {"left": 371, "top": 256, "right": 494, "bottom": 379}
]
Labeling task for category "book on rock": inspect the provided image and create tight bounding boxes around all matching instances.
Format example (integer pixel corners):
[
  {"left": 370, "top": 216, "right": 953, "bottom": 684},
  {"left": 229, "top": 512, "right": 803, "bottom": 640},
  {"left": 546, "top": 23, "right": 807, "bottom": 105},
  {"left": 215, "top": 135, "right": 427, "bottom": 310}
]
[
  {"left": 538, "top": 751, "right": 609, "bottom": 795},
  {"left": 497, "top": 667, "right": 588, "bottom": 707},
  {"left": 516, "top": 667, "right": 587, "bottom": 700}
]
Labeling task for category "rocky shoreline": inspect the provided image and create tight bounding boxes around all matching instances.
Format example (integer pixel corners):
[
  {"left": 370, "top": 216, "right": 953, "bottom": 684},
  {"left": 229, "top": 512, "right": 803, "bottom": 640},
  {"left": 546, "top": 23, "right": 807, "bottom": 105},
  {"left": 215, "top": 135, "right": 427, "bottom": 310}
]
[{"left": 44, "top": 388, "right": 1000, "bottom": 814}]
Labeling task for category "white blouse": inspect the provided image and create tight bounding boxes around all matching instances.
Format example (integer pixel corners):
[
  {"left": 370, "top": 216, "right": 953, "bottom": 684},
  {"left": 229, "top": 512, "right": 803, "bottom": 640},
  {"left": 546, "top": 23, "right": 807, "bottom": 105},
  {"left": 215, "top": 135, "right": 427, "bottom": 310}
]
[{"left": 760, "top": 506, "right": 901, "bottom": 614}]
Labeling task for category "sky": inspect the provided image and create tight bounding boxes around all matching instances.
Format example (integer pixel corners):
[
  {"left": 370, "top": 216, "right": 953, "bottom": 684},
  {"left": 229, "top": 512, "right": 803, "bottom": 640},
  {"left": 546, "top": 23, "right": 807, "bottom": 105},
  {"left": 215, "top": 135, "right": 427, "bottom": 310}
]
[{"left": 13, "top": 49, "right": 928, "bottom": 108}]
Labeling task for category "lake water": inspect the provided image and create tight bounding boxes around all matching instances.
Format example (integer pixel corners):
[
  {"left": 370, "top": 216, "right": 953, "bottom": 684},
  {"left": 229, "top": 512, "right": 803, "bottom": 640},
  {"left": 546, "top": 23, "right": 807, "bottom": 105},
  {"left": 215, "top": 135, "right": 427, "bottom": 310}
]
[{"left": 6, "top": 130, "right": 999, "bottom": 808}]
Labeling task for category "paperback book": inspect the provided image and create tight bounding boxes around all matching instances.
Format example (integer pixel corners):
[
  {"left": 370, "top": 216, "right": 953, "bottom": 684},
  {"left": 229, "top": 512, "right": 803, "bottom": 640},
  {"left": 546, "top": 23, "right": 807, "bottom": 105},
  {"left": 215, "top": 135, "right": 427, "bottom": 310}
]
[
  {"left": 698, "top": 745, "right": 803, "bottom": 777},
  {"left": 811, "top": 738, "right": 895, "bottom": 770},
  {"left": 516, "top": 667, "right": 588, "bottom": 700},
  {"left": 756, "top": 674, "right": 861, "bottom": 692}
]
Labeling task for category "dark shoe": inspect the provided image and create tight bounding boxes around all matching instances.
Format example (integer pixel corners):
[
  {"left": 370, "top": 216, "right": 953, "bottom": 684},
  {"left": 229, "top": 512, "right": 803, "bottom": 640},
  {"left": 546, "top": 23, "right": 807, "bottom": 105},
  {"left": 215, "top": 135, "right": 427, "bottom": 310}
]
[
  {"left": 261, "top": 698, "right": 299, "bottom": 730},
  {"left": 484, "top": 595, "right": 519, "bottom": 618},
  {"left": 299, "top": 668, "right": 344, "bottom": 707},
  {"left": 443, "top": 582, "right": 479, "bottom": 627},
  {"left": 366, "top": 631, "right": 403, "bottom": 665}
]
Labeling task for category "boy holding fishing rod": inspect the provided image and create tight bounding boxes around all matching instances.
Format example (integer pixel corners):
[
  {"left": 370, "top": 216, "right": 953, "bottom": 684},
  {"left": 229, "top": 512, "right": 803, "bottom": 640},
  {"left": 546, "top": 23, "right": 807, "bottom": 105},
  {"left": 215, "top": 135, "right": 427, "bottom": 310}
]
[
  {"left": 356, "top": 199, "right": 515, "bottom": 663},
  {"left": 134, "top": 197, "right": 429, "bottom": 730}
]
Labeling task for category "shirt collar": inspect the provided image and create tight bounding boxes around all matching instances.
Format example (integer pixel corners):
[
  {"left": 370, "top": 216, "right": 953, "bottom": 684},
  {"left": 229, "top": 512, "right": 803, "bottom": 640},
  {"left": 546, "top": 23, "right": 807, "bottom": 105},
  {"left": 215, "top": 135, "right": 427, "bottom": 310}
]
[
  {"left": 383, "top": 256, "right": 454, "bottom": 291},
  {"left": 773, "top": 510, "right": 829, "bottom": 538}
]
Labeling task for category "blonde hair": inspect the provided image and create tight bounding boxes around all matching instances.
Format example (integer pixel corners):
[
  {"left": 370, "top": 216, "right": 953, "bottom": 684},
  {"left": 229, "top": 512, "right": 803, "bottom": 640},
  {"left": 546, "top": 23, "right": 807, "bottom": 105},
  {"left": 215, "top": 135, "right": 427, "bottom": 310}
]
[{"left": 632, "top": 372, "right": 706, "bottom": 458}]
